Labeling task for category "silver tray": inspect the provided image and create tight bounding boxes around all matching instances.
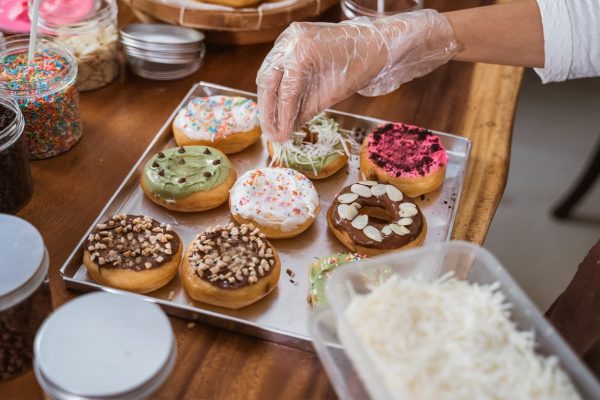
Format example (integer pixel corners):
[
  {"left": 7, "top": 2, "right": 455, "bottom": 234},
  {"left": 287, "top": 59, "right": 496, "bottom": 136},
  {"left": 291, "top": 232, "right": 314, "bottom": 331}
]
[{"left": 60, "top": 82, "right": 471, "bottom": 351}]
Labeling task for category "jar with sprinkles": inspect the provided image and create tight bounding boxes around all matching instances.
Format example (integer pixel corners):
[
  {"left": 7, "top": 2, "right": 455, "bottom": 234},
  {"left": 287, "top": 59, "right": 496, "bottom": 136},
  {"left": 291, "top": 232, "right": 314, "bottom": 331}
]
[
  {"left": 0, "top": 35, "right": 82, "bottom": 160},
  {"left": 34, "top": 0, "right": 120, "bottom": 92}
]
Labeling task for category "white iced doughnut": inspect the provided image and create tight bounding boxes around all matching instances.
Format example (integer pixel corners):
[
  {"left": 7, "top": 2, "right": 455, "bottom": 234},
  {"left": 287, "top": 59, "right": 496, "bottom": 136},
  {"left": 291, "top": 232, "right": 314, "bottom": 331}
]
[
  {"left": 229, "top": 168, "right": 320, "bottom": 239},
  {"left": 172, "top": 95, "right": 261, "bottom": 154}
]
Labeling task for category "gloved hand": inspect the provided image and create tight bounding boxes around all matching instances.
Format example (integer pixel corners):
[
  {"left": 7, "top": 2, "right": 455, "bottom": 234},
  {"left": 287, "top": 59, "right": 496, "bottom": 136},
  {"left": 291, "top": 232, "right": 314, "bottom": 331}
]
[{"left": 256, "top": 9, "right": 462, "bottom": 142}]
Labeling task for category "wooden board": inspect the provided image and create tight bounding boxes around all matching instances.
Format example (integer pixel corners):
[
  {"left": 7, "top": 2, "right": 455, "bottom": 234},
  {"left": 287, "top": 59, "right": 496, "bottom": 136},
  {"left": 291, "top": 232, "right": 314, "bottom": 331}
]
[{"left": 0, "top": 0, "right": 523, "bottom": 398}]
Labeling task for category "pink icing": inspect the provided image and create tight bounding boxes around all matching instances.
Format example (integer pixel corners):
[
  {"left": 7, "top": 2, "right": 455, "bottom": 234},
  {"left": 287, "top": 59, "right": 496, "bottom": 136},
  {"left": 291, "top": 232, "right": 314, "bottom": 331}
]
[
  {"left": 0, "top": 0, "right": 94, "bottom": 33},
  {"left": 366, "top": 122, "right": 448, "bottom": 178}
]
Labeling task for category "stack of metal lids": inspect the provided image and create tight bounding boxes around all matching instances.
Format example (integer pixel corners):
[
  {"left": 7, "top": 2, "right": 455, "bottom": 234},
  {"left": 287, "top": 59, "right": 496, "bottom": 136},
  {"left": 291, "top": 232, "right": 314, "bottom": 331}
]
[{"left": 120, "top": 24, "right": 206, "bottom": 80}]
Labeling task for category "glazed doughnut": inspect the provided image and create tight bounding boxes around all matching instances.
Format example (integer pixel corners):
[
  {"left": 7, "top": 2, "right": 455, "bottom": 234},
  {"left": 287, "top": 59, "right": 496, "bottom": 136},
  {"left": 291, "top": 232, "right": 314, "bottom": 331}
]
[
  {"left": 308, "top": 253, "right": 366, "bottom": 307},
  {"left": 181, "top": 223, "right": 281, "bottom": 309},
  {"left": 172, "top": 96, "right": 261, "bottom": 154},
  {"left": 141, "top": 146, "right": 236, "bottom": 212},
  {"left": 83, "top": 214, "right": 183, "bottom": 293},
  {"left": 267, "top": 114, "right": 350, "bottom": 179},
  {"left": 327, "top": 182, "right": 427, "bottom": 256},
  {"left": 360, "top": 123, "right": 448, "bottom": 197},
  {"left": 229, "top": 168, "right": 320, "bottom": 239}
]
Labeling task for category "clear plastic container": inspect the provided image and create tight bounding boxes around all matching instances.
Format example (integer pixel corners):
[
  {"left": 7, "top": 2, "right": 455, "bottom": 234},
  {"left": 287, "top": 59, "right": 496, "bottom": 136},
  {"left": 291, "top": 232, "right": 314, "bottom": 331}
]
[
  {"left": 34, "top": 0, "right": 120, "bottom": 91},
  {"left": 0, "top": 35, "right": 82, "bottom": 159},
  {"left": 0, "top": 214, "right": 51, "bottom": 381},
  {"left": 341, "top": 0, "right": 422, "bottom": 19},
  {"left": 0, "top": 96, "right": 33, "bottom": 213},
  {"left": 310, "top": 241, "right": 600, "bottom": 400}
]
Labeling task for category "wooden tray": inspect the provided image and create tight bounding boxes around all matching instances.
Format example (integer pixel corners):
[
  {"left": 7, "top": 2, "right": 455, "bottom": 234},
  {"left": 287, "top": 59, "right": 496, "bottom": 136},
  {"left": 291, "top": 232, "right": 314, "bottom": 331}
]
[{"left": 60, "top": 82, "right": 471, "bottom": 351}]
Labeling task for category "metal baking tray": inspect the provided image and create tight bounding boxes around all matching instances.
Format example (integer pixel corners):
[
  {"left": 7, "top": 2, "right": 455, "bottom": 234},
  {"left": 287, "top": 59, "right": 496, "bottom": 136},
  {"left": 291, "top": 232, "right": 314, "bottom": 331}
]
[{"left": 60, "top": 81, "right": 471, "bottom": 351}]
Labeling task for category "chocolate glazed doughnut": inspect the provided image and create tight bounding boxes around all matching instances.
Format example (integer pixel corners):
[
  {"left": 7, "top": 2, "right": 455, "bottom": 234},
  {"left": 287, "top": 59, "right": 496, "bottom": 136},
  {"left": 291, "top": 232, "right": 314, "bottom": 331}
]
[
  {"left": 327, "top": 181, "right": 427, "bottom": 256},
  {"left": 83, "top": 214, "right": 183, "bottom": 294}
]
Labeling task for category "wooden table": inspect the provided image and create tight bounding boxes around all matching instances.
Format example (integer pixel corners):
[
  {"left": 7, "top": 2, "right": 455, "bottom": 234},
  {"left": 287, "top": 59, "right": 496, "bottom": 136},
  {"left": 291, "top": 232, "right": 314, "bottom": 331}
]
[{"left": 2, "top": 0, "right": 522, "bottom": 398}]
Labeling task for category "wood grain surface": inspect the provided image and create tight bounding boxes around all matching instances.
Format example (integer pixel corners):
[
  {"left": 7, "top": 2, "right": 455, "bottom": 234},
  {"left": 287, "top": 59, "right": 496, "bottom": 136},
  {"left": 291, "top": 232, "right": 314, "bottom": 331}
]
[{"left": 1, "top": 0, "right": 523, "bottom": 398}]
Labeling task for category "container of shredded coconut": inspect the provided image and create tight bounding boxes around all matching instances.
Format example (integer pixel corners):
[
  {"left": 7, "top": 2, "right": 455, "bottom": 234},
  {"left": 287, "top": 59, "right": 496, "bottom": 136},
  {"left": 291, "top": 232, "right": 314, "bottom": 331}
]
[
  {"left": 310, "top": 241, "right": 600, "bottom": 400},
  {"left": 33, "top": 0, "right": 119, "bottom": 91}
]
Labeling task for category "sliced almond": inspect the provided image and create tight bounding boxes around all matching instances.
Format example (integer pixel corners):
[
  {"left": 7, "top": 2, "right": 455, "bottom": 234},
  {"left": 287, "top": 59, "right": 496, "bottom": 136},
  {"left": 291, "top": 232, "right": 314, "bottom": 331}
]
[
  {"left": 399, "top": 208, "right": 419, "bottom": 218},
  {"left": 351, "top": 214, "right": 369, "bottom": 230},
  {"left": 381, "top": 225, "right": 392, "bottom": 236},
  {"left": 350, "top": 202, "right": 362, "bottom": 209},
  {"left": 386, "top": 185, "right": 403, "bottom": 202},
  {"left": 337, "top": 204, "right": 352, "bottom": 220},
  {"left": 371, "top": 184, "right": 387, "bottom": 197},
  {"left": 400, "top": 202, "right": 417, "bottom": 210},
  {"left": 344, "top": 204, "right": 359, "bottom": 220},
  {"left": 397, "top": 217, "right": 413, "bottom": 226},
  {"left": 358, "top": 180, "right": 377, "bottom": 186},
  {"left": 363, "top": 226, "right": 382, "bottom": 242},
  {"left": 338, "top": 192, "right": 359, "bottom": 204},
  {"left": 390, "top": 224, "right": 410, "bottom": 236},
  {"left": 351, "top": 184, "right": 373, "bottom": 198}
]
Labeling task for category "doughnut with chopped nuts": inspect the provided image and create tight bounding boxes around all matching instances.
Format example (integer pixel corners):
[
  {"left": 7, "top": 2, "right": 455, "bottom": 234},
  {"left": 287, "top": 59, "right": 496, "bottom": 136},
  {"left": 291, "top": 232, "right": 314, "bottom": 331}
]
[
  {"left": 180, "top": 223, "right": 281, "bottom": 309},
  {"left": 82, "top": 214, "right": 183, "bottom": 293}
]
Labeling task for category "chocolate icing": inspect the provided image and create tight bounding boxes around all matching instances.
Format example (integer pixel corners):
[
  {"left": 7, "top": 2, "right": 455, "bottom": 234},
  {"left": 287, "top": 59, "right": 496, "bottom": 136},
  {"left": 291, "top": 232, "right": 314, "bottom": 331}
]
[
  {"left": 188, "top": 224, "right": 276, "bottom": 290},
  {"left": 84, "top": 214, "right": 181, "bottom": 271},
  {"left": 330, "top": 185, "right": 424, "bottom": 250}
]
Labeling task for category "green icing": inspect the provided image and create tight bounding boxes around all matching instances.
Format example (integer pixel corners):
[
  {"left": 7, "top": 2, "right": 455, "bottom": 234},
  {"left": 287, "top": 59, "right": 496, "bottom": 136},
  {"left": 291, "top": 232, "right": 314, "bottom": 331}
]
[
  {"left": 142, "top": 146, "right": 231, "bottom": 200},
  {"left": 309, "top": 253, "right": 365, "bottom": 306}
]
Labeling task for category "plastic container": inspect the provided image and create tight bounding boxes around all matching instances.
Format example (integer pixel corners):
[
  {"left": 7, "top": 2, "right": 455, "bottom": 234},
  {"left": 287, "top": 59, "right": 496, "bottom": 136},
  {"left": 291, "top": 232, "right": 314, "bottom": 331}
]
[
  {"left": 310, "top": 241, "right": 600, "bottom": 400},
  {"left": 34, "top": 0, "right": 120, "bottom": 91},
  {"left": 0, "top": 35, "right": 82, "bottom": 159},
  {"left": 0, "top": 214, "right": 51, "bottom": 381},
  {"left": 0, "top": 97, "right": 33, "bottom": 213},
  {"left": 34, "top": 292, "right": 176, "bottom": 400},
  {"left": 341, "top": 0, "right": 422, "bottom": 19}
]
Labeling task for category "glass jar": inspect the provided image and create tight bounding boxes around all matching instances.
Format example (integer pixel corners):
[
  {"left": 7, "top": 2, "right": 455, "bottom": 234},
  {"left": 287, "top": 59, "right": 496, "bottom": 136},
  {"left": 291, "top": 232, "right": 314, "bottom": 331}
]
[
  {"left": 0, "top": 35, "right": 82, "bottom": 160},
  {"left": 0, "top": 96, "right": 33, "bottom": 213},
  {"left": 0, "top": 214, "right": 51, "bottom": 381},
  {"left": 34, "top": 292, "right": 176, "bottom": 399},
  {"left": 341, "top": 0, "right": 422, "bottom": 19},
  {"left": 35, "top": 0, "right": 120, "bottom": 91}
]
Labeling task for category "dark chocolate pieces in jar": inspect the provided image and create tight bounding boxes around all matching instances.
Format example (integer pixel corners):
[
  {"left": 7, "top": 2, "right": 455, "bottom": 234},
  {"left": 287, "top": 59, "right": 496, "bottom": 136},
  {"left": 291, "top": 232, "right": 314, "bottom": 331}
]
[
  {"left": 0, "top": 215, "right": 51, "bottom": 381},
  {"left": 0, "top": 98, "right": 32, "bottom": 214}
]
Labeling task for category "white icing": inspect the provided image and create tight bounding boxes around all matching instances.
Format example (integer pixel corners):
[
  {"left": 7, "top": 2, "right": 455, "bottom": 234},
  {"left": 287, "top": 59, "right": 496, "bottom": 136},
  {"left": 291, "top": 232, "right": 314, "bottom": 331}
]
[
  {"left": 229, "top": 168, "right": 319, "bottom": 232},
  {"left": 173, "top": 95, "right": 259, "bottom": 141}
]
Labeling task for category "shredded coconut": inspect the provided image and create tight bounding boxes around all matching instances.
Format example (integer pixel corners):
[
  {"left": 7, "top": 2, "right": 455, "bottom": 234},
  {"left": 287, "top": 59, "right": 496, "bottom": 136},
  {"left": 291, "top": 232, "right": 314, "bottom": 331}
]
[{"left": 344, "top": 274, "right": 580, "bottom": 400}]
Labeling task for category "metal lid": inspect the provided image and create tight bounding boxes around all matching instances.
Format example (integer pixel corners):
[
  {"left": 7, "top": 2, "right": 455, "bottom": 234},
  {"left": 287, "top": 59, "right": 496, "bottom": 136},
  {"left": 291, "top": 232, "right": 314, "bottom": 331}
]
[
  {"left": 34, "top": 292, "right": 176, "bottom": 400},
  {"left": 120, "top": 23, "right": 205, "bottom": 47},
  {"left": 0, "top": 214, "right": 47, "bottom": 311}
]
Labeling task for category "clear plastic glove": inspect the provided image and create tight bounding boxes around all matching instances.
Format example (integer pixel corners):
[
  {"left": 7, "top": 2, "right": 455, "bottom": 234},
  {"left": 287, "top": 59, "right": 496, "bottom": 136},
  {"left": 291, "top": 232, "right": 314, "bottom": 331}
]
[{"left": 256, "top": 9, "right": 462, "bottom": 142}]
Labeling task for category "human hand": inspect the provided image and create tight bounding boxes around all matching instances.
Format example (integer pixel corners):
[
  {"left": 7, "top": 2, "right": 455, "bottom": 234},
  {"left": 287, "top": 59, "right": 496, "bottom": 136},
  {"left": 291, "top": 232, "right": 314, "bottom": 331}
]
[{"left": 256, "top": 9, "right": 461, "bottom": 142}]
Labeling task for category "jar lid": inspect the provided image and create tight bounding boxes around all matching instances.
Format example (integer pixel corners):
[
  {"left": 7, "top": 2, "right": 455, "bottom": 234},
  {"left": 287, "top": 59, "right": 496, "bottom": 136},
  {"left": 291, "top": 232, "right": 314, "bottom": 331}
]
[
  {"left": 34, "top": 292, "right": 176, "bottom": 400},
  {"left": 0, "top": 214, "right": 47, "bottom": 311}
]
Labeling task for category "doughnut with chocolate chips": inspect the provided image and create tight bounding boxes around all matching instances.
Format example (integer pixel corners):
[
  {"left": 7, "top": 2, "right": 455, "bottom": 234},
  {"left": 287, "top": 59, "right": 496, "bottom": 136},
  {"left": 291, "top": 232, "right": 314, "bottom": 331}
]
[
  {"left": 141, "top": 145, "right": 236, "bottom": 212},
  {"left": 181, "top": 223, "right": 281, "bottom": 309},
  {"left": 327, "top": 182, "right": 427, "bottom": 256},
  {"left": 360, "top": 122, "right": 448, "bottom": 197},
  {"left": 83, "top": 214, "right": 183, "bottom": 293}
]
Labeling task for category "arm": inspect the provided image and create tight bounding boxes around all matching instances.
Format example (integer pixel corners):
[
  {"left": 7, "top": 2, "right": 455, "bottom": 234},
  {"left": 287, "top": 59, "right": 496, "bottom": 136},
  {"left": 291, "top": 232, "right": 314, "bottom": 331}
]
[{"left": 445, "top": 0, "right": 544, "bottom": 67}]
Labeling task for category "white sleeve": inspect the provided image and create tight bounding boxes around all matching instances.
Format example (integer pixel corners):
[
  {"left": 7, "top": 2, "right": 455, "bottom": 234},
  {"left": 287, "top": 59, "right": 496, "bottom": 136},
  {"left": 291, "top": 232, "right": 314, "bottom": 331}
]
[{"left": 534, "top": 0, "right": 600, "bottom": 83}]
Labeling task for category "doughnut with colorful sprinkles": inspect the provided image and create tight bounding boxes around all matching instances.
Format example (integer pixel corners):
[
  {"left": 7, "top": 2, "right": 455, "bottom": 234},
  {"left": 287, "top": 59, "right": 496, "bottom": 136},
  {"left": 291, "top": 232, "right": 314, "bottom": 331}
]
[
  {"left": 173, "top": 95, "right": 261, "bottom": 154},
  {"left": 229, "top": 167, "right": 320, "bottom": 238}
]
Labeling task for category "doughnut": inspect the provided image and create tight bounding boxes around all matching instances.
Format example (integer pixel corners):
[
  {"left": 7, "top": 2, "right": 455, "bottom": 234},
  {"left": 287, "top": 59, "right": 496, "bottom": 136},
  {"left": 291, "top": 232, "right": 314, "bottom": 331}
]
[
  {"left": 229, "top": 168, "right": 320, "bottom": 239},
  {"left": 308, "top": 253, "right": 366, "bottom": 306},
  {"left": 181, "top": 223, "right": 281, "bottom": 309},
  {"left": 83, "top": 214, "right": 183, "bottom": 293},
  {"left": 267, "top": 114, "right": 350, "bottom": 179},
  {"left": 172, "top": 96, "right": 261, "bottom": 154},
  {"left": 327, "top": 181, "right": 427, "bottom": 256},
  {"left": 360, "top": 123, "right": 448, "bottom": 197},
  {"left": 141, "top": 146, "right": 236, "bottom": 212}
]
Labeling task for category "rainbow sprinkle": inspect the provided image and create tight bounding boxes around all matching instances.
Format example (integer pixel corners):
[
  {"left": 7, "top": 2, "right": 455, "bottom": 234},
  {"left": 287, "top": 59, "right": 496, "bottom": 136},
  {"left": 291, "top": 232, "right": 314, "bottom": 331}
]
[{"left": 0, "top": 49, "right": 82, "bottom": 159}]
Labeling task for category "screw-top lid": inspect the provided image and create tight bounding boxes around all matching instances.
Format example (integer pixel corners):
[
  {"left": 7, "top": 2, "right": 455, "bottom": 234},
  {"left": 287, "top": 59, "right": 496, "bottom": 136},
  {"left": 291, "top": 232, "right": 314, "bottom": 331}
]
[
  {"left": 0, "top": 214, "right": 47, "bottom": 311},
  {"left": 34, "top": 292, "right": 176, "bottom": 400}
]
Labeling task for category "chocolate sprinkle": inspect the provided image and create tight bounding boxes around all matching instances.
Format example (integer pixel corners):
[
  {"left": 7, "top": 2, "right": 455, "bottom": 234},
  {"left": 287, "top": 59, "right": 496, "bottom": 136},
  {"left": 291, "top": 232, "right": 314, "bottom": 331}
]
[
  {"left": 157, "top": 152, "right": 165, "bottom": 158},
  {"left": 152, "top": 161, "right": 159, "bottom": 168},
  {"left": 178, "top": 177, "right": 186, "bottom": 183},
  {"left": 158, "top": 169, "right": 165, "bottom": 176},
  {"left": 203, "top": 148, "right": 211, "bottom": 155},
  {"left": 203, "top": 172, "right": 212, "bottom": 178},
  {"left": 178, "top": 146, "right": 186, "bottom": 153},
  {"left": 177, "top": 157, "right": 185, "bottom": 165},
  {"left": 212, "top": 159, "right": 220, "bottom": 165}
]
